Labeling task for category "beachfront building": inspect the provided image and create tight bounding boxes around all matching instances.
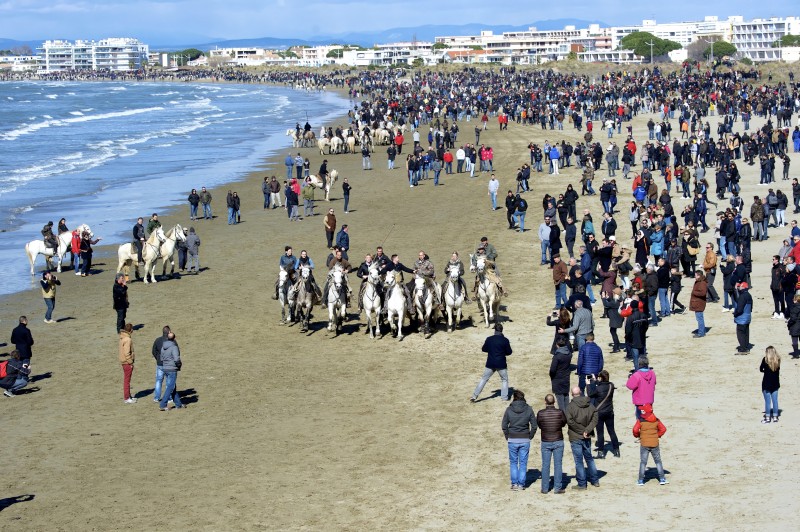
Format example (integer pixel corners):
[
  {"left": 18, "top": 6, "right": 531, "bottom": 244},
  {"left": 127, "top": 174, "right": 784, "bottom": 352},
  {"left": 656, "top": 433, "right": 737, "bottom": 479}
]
[
  {"left": 731, "top": 17, "right": 800, "bottom": 62},
  {"left": 334, "top": 42, "right": 439, "bottom": 67},
  {"left": 37, "top": 38, "right": 149, "bottom": 72},
  {"left": 208, "top": 47, "right": 300, "bottom": 67},
  {"left": 608, "top": 17, "right": 737, "bottom": 51}
]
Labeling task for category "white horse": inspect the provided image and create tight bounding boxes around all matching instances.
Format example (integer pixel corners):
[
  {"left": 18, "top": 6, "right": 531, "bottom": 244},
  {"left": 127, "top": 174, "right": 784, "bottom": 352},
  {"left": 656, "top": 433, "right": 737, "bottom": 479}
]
[
  {"left": 361, "top": 265, "right": 382, "bottom": 339},
  {"left": 326, "top": 266, "right": 347, "bottom": 335},
  {"left": 277, "top": 267, "right": 296, "bottom": 324},
  {"left": 345, "top": 136, "right": 356, "bottom": 154},
  {"left": 384, "top": 271, "right": 406, "bottom": 340},
  {"left": 442, "top": 267, "right": 464, "bottom": 333},
  {"left": 25, "top": 225, "right": 92, "bottom": 274},
  {"left": 116, "top": 226, "right": 167, "bottom": 284},
  {"left": 307, "top": 169, "right": 339, "bottom": 201},
  {"left": 472, "top": 256, "right": 501, "bottom": 328},
  {"left": 329, "top": 136, "right": 343, "bottom": 154},
  {"left": 294, "top": 266, "right": 315, "bottom": 332},
  {"left": 413, "top": 275, "right": 436, "bottom": 338},
  {"left": 318, "top": 137, "right": 331, "bottom": 155},
  {"left": 156, "top": 224, "right": 186, "bottom": 279},
  {"left": 286, "top": 129, "right": 300, "bottom": 147}
]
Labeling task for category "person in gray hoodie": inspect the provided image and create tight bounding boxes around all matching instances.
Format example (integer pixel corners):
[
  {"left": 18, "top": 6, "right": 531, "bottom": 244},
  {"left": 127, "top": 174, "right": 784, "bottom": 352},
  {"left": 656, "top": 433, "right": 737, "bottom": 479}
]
[
  {"left": 185, "top": 227, "right": 201, "bottom": 274},
  {"left": 565, "top": 386, "right": 599, "bottom": 489},
  {"left": 152, "top": 325, "right": 170, "bottom": 403},
  {"left": 158, "top": 332, "right": 184, "bottom": 410},
  {"left": 501, "top": 389, "right": 537, "bottom": 491}
]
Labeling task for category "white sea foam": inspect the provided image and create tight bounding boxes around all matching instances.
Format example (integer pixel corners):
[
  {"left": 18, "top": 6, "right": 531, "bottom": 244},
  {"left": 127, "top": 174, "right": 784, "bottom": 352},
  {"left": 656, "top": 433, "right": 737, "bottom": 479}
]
[
  {"left": 110, "top": 86, "right": 127, "bottom": 91},
  {"left": 151, "top": 91, "right": 179, "bottom": 96},
  {"left": 0, "top": 107, "right": 164, "bottom": 141},
  {"left": 69, "top": 111, "right": 84, "bottom": 116},
  {"left": 45, "top": 94, "right": 57, "bottom": 99}
]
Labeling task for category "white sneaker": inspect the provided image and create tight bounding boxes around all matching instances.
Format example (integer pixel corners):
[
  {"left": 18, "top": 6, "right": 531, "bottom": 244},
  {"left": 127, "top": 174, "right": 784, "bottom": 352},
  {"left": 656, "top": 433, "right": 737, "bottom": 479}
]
[
  {"left": 722, "top": 308, "right": 731, "bottom": 313},
  {"left": 772, "top": 312, "right": 778, "bottom": 319},
  {"left": 75, "top": 272, "right": 81, "bottom": 276},
  {"left": 124, "top": 398, "right": 137, "bottom": 404},
  {"left": 779, "top": 313, "right": 785, "bottom": 320}
]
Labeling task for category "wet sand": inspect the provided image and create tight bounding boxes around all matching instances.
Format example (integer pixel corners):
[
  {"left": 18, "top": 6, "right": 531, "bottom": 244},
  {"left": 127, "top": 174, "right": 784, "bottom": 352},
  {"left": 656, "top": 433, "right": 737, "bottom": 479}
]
[{"left": 1, "top": 84, "right": 796, "bottom": 529}]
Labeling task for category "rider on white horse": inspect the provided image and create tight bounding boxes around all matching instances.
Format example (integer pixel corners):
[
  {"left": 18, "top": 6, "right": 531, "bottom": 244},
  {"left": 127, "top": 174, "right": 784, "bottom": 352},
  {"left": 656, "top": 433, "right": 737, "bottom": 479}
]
[
  {"left": 294, "top": 250, "right": 322, "bottom": 301},
  {"left": 382, "top": 254, "right": 415, "bottom": 317},
  {"left": 443, "top": 251, "right": 472, "bottom": 304},
  {"left": 412, "top": 251, "right": 443, "bottom": 312},
  {"left": 471, "top": 244, "right": 509, "bottom": 297},
  {"left": 322, "top": 249, "right": 353, "bottom": 307},
  {"left": 41, "top": 221, "right": 58, "bottom": 254},
  {"left": 272, "top": 246, "right": 298, "bottom": 300}
]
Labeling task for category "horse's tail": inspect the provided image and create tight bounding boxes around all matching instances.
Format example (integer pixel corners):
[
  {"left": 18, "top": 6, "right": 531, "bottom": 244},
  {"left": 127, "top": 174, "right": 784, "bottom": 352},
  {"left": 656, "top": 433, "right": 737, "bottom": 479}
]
[{"left": 25, "top": 242, "right": 35, "bottom": 274}]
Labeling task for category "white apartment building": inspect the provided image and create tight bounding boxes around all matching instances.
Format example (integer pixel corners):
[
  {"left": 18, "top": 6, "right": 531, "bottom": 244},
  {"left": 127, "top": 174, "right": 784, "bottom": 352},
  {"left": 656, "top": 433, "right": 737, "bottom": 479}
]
[
  {"left": 37, "top": 38, "right": 149, "bottom": 72},
  {"left": 732, "top": 17, "right": 800, "bottom": 61},
  {"left": 609, "top": 16, "right": 737, "bottom": 50}
]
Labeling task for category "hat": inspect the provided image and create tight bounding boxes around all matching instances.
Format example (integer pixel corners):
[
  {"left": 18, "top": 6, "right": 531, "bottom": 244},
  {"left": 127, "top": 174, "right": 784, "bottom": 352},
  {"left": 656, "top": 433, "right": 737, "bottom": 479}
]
[
  {"left": 609, "top": 236, "right": 616, "bottom": 241},
  {"left": 737, "top": 281, "right": 749, "bottom": 289},
  {"left": 639, "top": 404, "right": 653, "bottom": 417}
]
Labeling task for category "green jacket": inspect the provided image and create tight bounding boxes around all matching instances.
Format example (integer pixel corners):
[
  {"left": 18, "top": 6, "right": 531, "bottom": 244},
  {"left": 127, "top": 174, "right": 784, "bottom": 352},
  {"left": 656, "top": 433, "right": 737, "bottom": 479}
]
[
  {"left": 302, "top": 186, "right": 315, "bottom": 201},
  {"left": 146, "top": 219, "right": 162, "bottom": 236},
  {"left": 565, "top": 396, "right": 598, "bottom": 441}
]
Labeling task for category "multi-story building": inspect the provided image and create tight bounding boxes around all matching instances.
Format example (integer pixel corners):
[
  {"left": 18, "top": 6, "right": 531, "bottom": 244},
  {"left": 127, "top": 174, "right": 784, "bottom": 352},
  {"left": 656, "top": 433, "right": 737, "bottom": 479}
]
[
  {"left": 37, "top": 38, "right": 148, "bottom": 72},
  {"left": 732, "top": 17, "right": 800, "bottom": 61}
]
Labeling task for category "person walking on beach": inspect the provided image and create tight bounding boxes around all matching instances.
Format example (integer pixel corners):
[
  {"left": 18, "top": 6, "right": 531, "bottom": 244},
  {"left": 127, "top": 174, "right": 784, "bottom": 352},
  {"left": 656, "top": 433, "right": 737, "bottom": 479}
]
[
  {"left": 587, "top": 370, "right": 620, "bottom": 458},
  {"left": 158, "top": 331, "right": 184, "bottom": 411},
  {"left": 133, "top": 217, "right": 145, "bottom": 265},
  {"left": 40, "top": 271, "right": 60, "bottom": 324},
  {"left": 232, "top": 191, "right": 241, "bottom": 223},
  {"left": 188, "top": 188, "right": 200, "bottom": 220},
  {"left": 10, "top": 316, "right": 34, "bottom": 365},
  {"left": 549, "top": 336, "right": 572, "bottom": 411},
  {"left": 152, "top": 325, "right": 170, "bottom": 404},
  {"left": 537, "top": 394, "right": 567, "bottom": 494},
  {"left": 119, "top": 323, "right": 137, "bottom": 404},
  {"left": 200, "top": 187, "right": 213, "bottom": 219},
  {"left": 284, "top": 153, "right": 293, "bottom": 179},
  {"left": 470, "top": 322, "right": 512, "bottom": 402},
  {"left": 113, "top": 273, "right": 129, "bottom": 334},
  {"left": 502, "top": 389, "right": 536, "bottom": 491},
  {"left": 302, "top": 180, "right": 315, "bottom": 217},
  {"left": 760, "top": 346, "right": 781, "bottom": 423},
  {"left": 626, "top": 355, "right": 656, "bottom": 420},
  {"left": 361, "top": 144, "right": 372, "bottom": 170},
  {"left": 566, "top": 386, "right": 600, "bottom": 489},
  {"left": 295, "top": 153, "right": 304, "bottom": 179},
  {"left": 268, "top": 177, "right": 281, "bottom": 210},
  {"left": 342, "top": 178, "right": 352, "bottom": 213},
  {"left": 262, "top": 178, "right": 270, "bottom": 210},
  {"left": 185, "top": 227, "right": 200, "bottom": 274},
  {"left": 690, "top": 270, "right": 708, "bottom": 338},
  {"left": 226, "top": 191, "right": 235, "bottom": 224},
  {"left": 324, "top": 208, "right": 337, "bottom": 249},
  {"left": 387, "top": 144, "right": 397, "bottom": 170},
  {"left": 733, "top": 281, "right": 753, "bottom": 354},
  {"left": 633, "top": 404, "right": 668, "bottom": 485},
  {"left": 79, "top": 230, "right": 100, "bottom": 276}
]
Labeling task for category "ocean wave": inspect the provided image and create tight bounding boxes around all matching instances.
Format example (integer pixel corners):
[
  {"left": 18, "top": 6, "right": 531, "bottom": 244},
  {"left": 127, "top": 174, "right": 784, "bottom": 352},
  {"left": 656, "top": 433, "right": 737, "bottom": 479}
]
[
  {"left": 110, "top": 86, "right": 127, "bottom": 91},
  {"left": 69, "top": 111, "right": 84, "bottom": 116},
  {"left": 151, "top": 91, "right": 179, "bottom": 96},
  {"left": 6, "top": 96, "right": 12, "bottom": 100},
  {"left": 0, "top": 107, "right": 165, "bottom": 141},
  {"left": 45, "top": 94, "right": 57, "bottom": 99}
]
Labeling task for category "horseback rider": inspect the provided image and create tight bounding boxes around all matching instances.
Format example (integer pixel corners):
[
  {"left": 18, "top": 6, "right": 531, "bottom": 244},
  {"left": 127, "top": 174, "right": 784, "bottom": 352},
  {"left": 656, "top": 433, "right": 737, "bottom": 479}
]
[
  {"left": 374, "top": 246, "right": 391, "bottom": 275},
  {"left": 146, "top": 213, "right": 161, "bottom": 236},
  {"left": 295, "top": 249, "right": 322, "bottom": 301},
  {"left": 471, "top": 243, "right": 509, "bottom": 297},
  {"left": 272, "top": 246, "right": 297, "bottom": 300},
  {"left": 443, "top": 251, "right": 472, "bottom": 304},
  {"left": 318, "top": 159, "right": 329, "bottom": 189},
  {"left": 412, "top": 250, "right": 443, "bottom": 312},
  {"left": 41, "top": 221, "right": 58, "bottom": 252},
  {"left": 383, "top": 254, "right": 415, "bottom": 317},
  {"left": 132, "top": 217, "right": 146, "bottom": 266},
  {"left": 322, "top": 248, "right": 354, "bottom": 307},
  {"left": 356, "top": 253, "right": 376, "bottom": 312}
]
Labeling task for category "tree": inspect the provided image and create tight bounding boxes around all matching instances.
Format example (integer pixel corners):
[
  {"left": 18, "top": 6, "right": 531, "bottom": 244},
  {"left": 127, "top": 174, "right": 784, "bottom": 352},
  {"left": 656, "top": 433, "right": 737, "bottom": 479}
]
[
  {"left": 469, "top": 45, "right": 483, "bottom": 51},
  {"left": 412, "top": 57, "right": 424, "bottom": 68},
  {"left": 566, "top": 51, "right": 578, "bottom": 60},
  {"left": 181, "top": 48, "right": 204, "bottom": 61},
  {"left": 704, "top": 40, "right": 736, "bottom": 60},
  {"left": 775, "top": 35, "right": 800, "bottom": 47},
  {"left": 739, "top": 57, "right": 753, "bottom": 66},
  {"left": 326, "top": 48, "right": 344, "bottom": 59},
  {"left": 619, "top": 31, "right": 681, "bottom": 61},
  {"left": 432, "top": 42, "right": 449, "bottom": 50},
  {"left": 11, "top": 45, "right": 32, "bottom": 56}
]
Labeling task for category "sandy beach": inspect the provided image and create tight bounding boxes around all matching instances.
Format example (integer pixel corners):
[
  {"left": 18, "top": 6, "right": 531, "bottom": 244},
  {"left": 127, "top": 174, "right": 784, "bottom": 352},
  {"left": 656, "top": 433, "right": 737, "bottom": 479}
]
[{"left": 1, "top": 78, "right": 797, "bottom": 529}]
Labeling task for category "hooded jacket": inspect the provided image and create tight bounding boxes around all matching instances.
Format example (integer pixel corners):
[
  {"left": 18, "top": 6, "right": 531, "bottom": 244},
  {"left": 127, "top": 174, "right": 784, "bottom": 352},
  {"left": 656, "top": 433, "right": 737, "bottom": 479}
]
[
  {"left": 632, "top": 405, "right": 667, "bottom": 447},
  {"left": 118, "top": 330, "right": 134, "bottom": 365},
  {"left": 626, "top": 368, "right": 657, "bottom": 405},
  {"left": 565, "top": 396, "right": 598, "bottom": 441},
  {"left": 152, "top": 332, "right": 169, "bottom": 365},
  {"left": 160, "top": 340, "right": 181, "bottom": 373},
  {"left": 549, "top": 346, "right": 573, "bottom": 395},
  {"left": 733, "top": 288, "right": 752, "bottom": 325},
  {"left": 501, "top": 400, "right": 537, "bottom": 440}
]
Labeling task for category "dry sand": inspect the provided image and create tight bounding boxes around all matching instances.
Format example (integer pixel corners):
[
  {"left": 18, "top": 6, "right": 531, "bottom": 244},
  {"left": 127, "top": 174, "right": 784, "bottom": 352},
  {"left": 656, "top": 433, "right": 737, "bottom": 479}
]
[{"left": 1, "top": 83, "right": 797, "bottom": 530}]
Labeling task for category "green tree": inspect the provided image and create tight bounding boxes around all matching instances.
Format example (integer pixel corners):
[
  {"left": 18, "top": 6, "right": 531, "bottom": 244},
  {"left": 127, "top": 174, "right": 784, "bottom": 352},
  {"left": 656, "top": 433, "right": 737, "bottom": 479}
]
[
  {"left": 704, "top": 40, "right": 736, "bottom": 60},
  {"left": 326, "top": 48, "right": 344, "bottom": 59},
  {"left": 775, "top": 35, "right": 800, "bottom": 47},
  {"left": 739, "top": 57, "right": 753, "bottom": 65},
  {"left": 181, "top": 48, "right": 204, "bottom": 61},
  {"left": 566, "top": 51, "right": 578, "bottom": 60},
  {"left": 619, "top": 31, "right": 681, "bottom": 60},
  {"left": 412, "top": 57, "right": 424, "bottom": 68},
  {"left": 432, "top": 42, "right": 449, "bottom": 50},
  {"left": 469, "top": 45, "right": 483, "bottom": 51}
]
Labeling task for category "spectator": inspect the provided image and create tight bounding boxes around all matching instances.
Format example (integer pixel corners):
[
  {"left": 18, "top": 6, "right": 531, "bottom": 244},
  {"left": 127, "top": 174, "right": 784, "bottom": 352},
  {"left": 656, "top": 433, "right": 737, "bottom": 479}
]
[
  {"left": 690, "top": 270, "right": 708, "bottom": 338},
  {"left": 760, "top": 346, "right": 781, "bottom": 423},
  {"left": 577, "top": 333, "right": 604, "bottom": 395},
  {"left": 10, "top": 316, "right": 34, "bottom": 365},
  {"left": 470, "top": 323, "right": 512, "bottom": 402},
  {"left": 626, "top": 355, "right": 657, "bottom": 420},
  {"left": 633, "top": 404, "right": 669, "bottom": 486},
  {"left": 501, "top": 389, "right": 536, "bottom": 491},
  {"left": 588, "top": 370, "right": 620, "bottom": 459},
  {"left": 158, "top": 332, "right": 184, "bottom": 411},
  {"left": 733, "top": 282, "right": 753, "bottom": 354},
  {"left": 113, "top": 274, "right": 129, "bottom": 334},
  {"left": 536, "top": 394, "right": 567, "bottom": 494},
  {"left": 40, "top": 271, "right": 60, "bottom": 324},
  {"left": 119, "top": 323, "right": 137, "bottom": 404},
  {"left": 0, "top": 350, "right": 31, "bottom": 397},
  {"left": 566, "top": 386, "right": 600, "bottom": 490}
]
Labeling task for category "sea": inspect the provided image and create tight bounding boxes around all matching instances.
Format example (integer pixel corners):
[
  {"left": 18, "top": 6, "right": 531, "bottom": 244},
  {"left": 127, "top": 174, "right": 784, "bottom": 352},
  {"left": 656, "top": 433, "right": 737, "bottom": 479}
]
[{"left": 0, "top": 81, "right": 352, "bottom": 296}]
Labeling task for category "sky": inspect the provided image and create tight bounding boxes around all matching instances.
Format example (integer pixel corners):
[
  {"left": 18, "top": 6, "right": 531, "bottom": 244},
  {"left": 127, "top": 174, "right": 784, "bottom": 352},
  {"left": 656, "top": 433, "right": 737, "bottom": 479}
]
[{"left": 0, "top": 1, "right": 794, "bottom": 45}]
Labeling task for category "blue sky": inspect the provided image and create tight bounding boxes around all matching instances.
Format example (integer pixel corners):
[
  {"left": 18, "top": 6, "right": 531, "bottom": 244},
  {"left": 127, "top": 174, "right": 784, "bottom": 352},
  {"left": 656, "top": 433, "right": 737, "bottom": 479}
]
[{"left": 0, "top": 1, "right": 793, "bottom": 45}]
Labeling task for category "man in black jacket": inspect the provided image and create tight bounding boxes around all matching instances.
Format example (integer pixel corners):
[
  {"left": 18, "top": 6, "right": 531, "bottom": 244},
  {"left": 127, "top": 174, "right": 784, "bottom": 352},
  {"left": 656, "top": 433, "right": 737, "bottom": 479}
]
[
  {"left": 470, "top": 323, "right": 512, "bottom": 402},
  {"left": 10, "top": 316, "right": 34, "bottom": 365},
  {"left": 505, "top": 190, "right": 517, "bottom": 229},
  {"left": 113, "top": 274, "right": 129, "bottom": 334},
  {"left": 549, "top": 337, "right": 572, "bottom": 411},
  {"left": 132, "top": 217, "right": 145, "bottom": 265}
]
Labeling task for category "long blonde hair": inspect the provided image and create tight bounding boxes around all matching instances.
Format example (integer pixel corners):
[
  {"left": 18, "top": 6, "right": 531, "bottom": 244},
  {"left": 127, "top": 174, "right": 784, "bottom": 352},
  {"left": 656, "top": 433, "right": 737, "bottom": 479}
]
[{"left": 764, "top": 346, "right": 781, "bottom": 372}]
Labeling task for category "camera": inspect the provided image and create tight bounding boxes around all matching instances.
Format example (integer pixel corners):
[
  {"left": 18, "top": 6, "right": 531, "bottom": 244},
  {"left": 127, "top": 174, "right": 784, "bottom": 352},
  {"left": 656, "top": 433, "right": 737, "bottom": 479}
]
[{"left": 629, "top": 369, "right": 636, "bottom": 376}]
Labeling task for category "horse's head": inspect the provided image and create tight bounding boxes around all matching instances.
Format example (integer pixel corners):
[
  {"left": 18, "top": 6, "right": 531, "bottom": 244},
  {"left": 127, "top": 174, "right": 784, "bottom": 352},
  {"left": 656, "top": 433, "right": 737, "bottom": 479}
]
[
  {"left": 468, "top": 253, "right": 476, "bottom": 272},
  {"left": 414, "top": 275, "right": 425, "bottom": 291},
  {"left": 78, "top": 224, "right": 94, "bottom": 239},
  {"left": 331, "top": 268, "right": 343, "bottom": 287},
  {"left": 449, "top": 267, "right": 460, "bottom": 280},
  {"left": 278, "top": 268, "right": 288, "bottom": 286},
  {"left": 384, "top": 271, "right": 397, "bottom": 287},
  {"left": 368, "top": 266, "right": 381, "bottom": 283},
  {"left": 300, "top": 266, "right": 310, "bottom": 280},
  {"left": 154, "top": 226, "right": 167, "bottom": 243},
  {"left": 175, "top": 224, "right": 186, "bottom": 241},
  {"left": 476, "top": 257, "right": 486, "bottom": 273}
]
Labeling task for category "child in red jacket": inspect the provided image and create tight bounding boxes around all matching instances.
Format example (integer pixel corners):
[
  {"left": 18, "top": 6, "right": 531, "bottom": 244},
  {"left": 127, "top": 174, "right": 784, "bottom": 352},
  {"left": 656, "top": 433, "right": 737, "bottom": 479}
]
[{"left": 633, "top": 403, "right": 668, "bottom": 486}]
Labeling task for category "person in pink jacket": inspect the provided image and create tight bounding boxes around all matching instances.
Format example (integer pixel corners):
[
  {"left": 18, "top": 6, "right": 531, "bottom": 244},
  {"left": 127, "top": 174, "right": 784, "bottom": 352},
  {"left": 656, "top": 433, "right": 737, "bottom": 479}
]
[{"left": 625, "top": 355, "right": 656, "bottom": 420}]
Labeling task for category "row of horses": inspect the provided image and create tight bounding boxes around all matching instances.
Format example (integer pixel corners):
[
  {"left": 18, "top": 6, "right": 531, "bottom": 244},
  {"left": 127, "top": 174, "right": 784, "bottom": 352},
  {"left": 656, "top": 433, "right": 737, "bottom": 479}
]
[
  {"left": 25, "top": 223, "right": 186, "bottom": 284},
  {"left": 287, "top": 123, "right": 408, "bottom": 156},
  {"left": 278, "top": 256, "right": 502, "bottom": 340}
]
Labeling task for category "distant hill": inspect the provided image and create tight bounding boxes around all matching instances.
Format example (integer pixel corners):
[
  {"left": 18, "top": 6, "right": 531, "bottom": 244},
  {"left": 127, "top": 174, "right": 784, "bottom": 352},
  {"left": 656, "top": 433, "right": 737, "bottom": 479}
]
[{"left": 0, "top": 38, "right": 41, "bottom": 52}]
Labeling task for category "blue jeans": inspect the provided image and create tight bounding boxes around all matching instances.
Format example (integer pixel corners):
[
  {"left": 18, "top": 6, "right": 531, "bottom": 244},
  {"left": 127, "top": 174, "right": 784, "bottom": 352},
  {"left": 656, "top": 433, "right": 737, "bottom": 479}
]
[
  {"left": 630, "top": 347, "right": 641, "bottom": 370},
  {"left": 490, "top": 191, "right": 497, "bottom": 210},
  {"left": 190, "top": 204, "right": 199, "bottom": 218},
  {"left": 541, "top": 241, "right": 551, "bottom": 264},
  {"left": 515, "top": 211, "right": 526, "bottom": 232},
  {"left": 433, "top": 170, "right": 441, "bottom": 185},
  {"left": 262, "top": 193, "right": 270, "bottom": 209},
  {"left": 695, "top": 311, "right": 706, "bottom": 336},
  {"left": 3, "top": 375, "right": 28, "bottom": 392},
  {"left": 44, "top": 298, "right": 55, "bottom": 320},
  {"left": 227, "top": 207, "right": 235, "bottom": 224},
  {"left": 472, "top": 367, "right": 509, "bottom": 401},
  {"left": 586, "top": 283, "right": 596, "bottom": 304},
  {"left": 343, "top": 194, "right": 350, "bottom": 212},
  {"left": 286, "top": 165, "right": 292, "bottom": 178},
  {"left": 763, "top": 390, "right": 779, "bottom": 417},
  {"left": 508, "top": 442, "right": 530, "bottom": 487},
  {"left": 540, "top": 440, "right": 564, "bottom": 492},
  {"left": 648, "top": 296, "right": 659, "bottom": 324},
  {"left": 555, "top": 283, "right": 567, "bottom": 308},
  {"left": 202, "top": 203, "right": 212, "bottom": 219},
  {"left": 154, "top": 365, "right": 165, "bottom": 401},
  {"left": 570, "top": 439, "right": 599, "bottom": 487},
  {"left": 658, "top": 288, "right": 670, "bottom": 316},
  {"left": 159, "top": 371, "right": 183, "bottom": 409}
]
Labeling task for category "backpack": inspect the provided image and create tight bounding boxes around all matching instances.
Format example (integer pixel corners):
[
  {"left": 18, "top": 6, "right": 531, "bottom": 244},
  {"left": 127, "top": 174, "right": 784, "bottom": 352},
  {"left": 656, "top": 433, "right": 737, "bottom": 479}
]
[
  {"left": 517, "top": 199, "right": 528, "bottom": 212},
  {"left": 0, "top": 360, "right": 8, "bottom": 379}
]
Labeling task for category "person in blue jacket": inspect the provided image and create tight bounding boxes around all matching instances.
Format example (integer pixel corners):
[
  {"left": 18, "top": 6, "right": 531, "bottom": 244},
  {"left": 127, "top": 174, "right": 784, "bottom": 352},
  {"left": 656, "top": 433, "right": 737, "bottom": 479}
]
[{"left": 471, "top": 322, "right": 513, "bottom": 402}]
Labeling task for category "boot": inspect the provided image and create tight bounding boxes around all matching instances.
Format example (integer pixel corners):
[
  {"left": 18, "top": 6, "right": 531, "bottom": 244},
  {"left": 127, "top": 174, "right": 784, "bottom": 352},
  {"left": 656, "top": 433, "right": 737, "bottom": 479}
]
[
  {"left": 611, "top": 448, "right": 620, "bottom": 458},
  {"left": 271, "top": 285, "right": 279, "bottom": 300}
]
